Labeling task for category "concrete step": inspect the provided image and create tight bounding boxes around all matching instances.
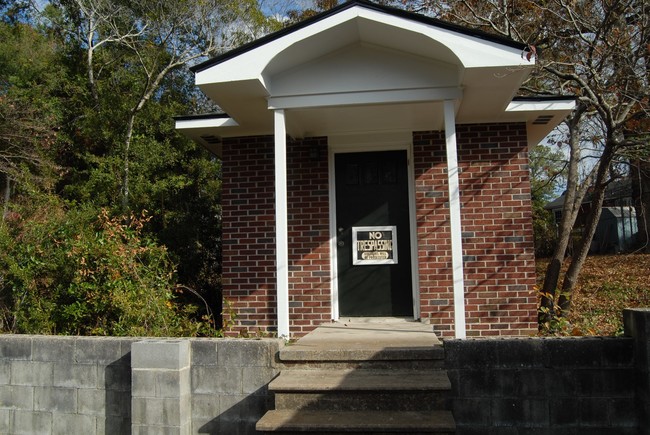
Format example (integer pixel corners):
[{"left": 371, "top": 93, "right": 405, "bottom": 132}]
[
  {"left": 270, "top": 369, "right": 451, "bottom": 412},
  {"left": 257, "top": 324, "right": 454, "bottom": 433},
  {"left": 280, "top": 358, "right": 445, "bottom": 370},
  {"left": 274, "top": 391, "right": 450, "bottom": 412},
  {"left": 270, "top": 369, "right": 451, "bottom": 392},
  {"left": 279, "top": 345, "right": 444, "bottom": 363},
  {"left": 256, "top": 409, "right": 456, "bottom": 433}
]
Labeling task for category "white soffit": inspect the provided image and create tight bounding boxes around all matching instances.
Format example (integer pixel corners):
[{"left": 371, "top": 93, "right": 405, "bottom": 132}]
[
  {"left": 506, "top": 98, "right": 577, "bottom": 146},
  {"left": 174, "top": 116, "right": 238, "bottom": 156}
]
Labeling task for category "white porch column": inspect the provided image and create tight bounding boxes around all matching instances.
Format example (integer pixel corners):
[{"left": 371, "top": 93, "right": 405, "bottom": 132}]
[
  {"left": 443, "top": 100, "right": 467, "bottom": 339},
  {"left": 274, "top": 109, "right": 290, "bottom": 338}
]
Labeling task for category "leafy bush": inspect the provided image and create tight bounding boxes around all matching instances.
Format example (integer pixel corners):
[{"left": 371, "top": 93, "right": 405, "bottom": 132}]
[{"left": 0, "top": 195, "right": 215, "bottom": 336}]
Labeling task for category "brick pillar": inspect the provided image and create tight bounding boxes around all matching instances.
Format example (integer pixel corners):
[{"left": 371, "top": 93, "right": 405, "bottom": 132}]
[
  {"left": 624, "top": 308, "right": 650, "bottom": 434},
  {"left": 131, "top": 340, "right": 191, "bottom": 434}
]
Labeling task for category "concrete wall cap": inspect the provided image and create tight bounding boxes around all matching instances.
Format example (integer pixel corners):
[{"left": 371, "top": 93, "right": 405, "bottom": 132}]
[{"left": 131, "top": 340, "right": 191, "bottom": 370}]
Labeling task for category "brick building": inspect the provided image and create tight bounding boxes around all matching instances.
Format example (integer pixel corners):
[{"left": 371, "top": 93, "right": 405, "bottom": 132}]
[{"left": 177, "top": 0, "right": 575, "bottom": 338}]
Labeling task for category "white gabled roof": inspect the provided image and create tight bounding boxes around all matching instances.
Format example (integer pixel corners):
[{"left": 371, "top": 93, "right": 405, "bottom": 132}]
[{"left": 177, "top": 0, "right": 575, "bottom": 154}]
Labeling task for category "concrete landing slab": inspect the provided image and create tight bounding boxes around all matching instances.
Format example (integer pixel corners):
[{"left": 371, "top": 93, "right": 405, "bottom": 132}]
[{"left": 281, "top": 320, "right": 442, "bottom": 361}]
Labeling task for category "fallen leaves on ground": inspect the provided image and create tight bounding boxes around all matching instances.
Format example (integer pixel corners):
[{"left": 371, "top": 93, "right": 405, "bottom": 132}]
[{"left": 536, "top": 253, "right": 650, "bottom": 336}]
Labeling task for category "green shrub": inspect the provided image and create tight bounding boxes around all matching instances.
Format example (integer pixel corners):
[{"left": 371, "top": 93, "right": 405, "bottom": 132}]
[{"left": 0, "top": 196, "right": 215, "bottom": 336}]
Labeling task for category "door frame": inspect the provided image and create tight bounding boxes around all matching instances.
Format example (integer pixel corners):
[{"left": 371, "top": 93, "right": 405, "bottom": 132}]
[{"left": 328, "top": 132, "right": 420, "bottom": 321}]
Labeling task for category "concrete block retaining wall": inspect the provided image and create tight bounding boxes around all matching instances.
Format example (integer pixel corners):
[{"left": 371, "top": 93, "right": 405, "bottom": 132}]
[
  {"left": 444, "top": 308, "right": 650, "bottom": 434},
  {"left": 0, "top": 336, "right": 281, "bottom": 435},
  {"left": 0, "top": 336, "right": 135, "bottom": 434},
  {"left": 0, "top": 308, "right": 649, "bottom": 434},
  {"left": 188, "top": 339, "right": 281, "bottom": 434},
  {"left": 445, "top": 337, "right": 638, "bottom": 434},
  {"left": 624, "top": 307, "right": 650, "bottom": 433}
]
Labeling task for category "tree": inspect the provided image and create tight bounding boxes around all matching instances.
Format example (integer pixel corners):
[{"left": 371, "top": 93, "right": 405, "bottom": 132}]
[
  {"left": 418, "top": 0, "right": 650, "bottom": 325},
  {"left": 0, "top": 19, "right": 63, "bottom": 218},
  {"left": 0, "top": 0, "right": 30, "bottom": 23},
  {"left": 537, "top": 0, "right": 649, "bottom": 314},
  {"left": 284, "top": 0, "right": 339, "bottom": 25},
  {"left": 28, "top": 0, "right": 277, "bottom": 326},
  {"left": 0, "top": 0, "right": 279, "bottom": 335},
  {"left": 529, "top": 141, "right": 568, "bottom": 256},
  {"left": 46, "top": 0, "right": 269, "bottom": 211},
  {"left": 0, "top": 194, "right": 212, "bottom": 336}
]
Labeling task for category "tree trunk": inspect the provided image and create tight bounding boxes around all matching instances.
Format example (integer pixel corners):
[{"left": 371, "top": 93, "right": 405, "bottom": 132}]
[
  {"left": 558, "top": 143, "right": 616, "bottom": 314},
  {"left": 632, "top": 160, "right": 650, "bottom": 252},
  {"left": 539, "top": 107, "right": 586, "bottom": 324},
  {"left": 121, "top": 113, "right": 136, "bottom": 212},
  {"left": 86, "top": 15, "right": 99, "bottom": 105},
  {"left": 1, "top": 175, "right": 10, "bottom": 221}
]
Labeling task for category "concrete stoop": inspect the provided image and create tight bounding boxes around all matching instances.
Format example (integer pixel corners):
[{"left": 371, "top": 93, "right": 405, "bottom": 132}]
[{"left": 256, "top": 342, "right": 455, "bottom": 434}]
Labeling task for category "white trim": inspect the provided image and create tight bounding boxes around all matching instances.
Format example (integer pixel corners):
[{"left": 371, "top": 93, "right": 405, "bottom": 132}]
[
  {"left": 195, "top": 5, "right": 531, "bottom": 85},
  {"left": 406, "top": 143, "right": 421, "bottom": 318},
  {"left": 274, "top": 110, "right": 290, "bottom": 339},
  {"left": 328, "top": 148, "right": 339, "bottom": 320},
  {"left": 174, "top": 117, "right": 238, "bottom": 130},
  {"left": 328, "top": 132, "right": 420, "bottom": 321},
  {"left": 506, "top": 99, "right": 576, "bottom": 112},
  {"left": 268, "top": 87, "right": 463, "bottom": 110},
  {"left": 444, "top": 100, "right": 466, "bottom": 339}
]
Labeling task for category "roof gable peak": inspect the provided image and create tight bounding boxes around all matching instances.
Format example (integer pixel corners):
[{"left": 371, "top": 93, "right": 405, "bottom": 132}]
[{"left": 191, "top": 0, "right": 527, "bottom": 74}]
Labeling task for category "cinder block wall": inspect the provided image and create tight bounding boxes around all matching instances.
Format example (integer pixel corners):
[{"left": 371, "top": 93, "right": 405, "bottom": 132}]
[
  {"left": 188, "top": 339, "right": 281, "bottom": 434},
  {"left": 624, "top": 307, "right": 650, "bottom": 433},
  {"left": 0, "top": 335, "right": 134, "bottom": 434},
  {"left": 1, "top": 326, "right": 650, "bottom": 434},
  {"left": 0, "top": 335, "right": 282, "bottom": 435},
  {"left": 414, "top": 123, "right": 537, "bottom": 338},
  {"left": 445, "top": 337, "right": 638, "bottom": 434}
]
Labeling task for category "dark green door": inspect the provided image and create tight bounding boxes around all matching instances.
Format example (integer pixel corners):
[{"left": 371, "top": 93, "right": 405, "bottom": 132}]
[{"left": 335, "top": 150, "right": 413, "bottom": 317}]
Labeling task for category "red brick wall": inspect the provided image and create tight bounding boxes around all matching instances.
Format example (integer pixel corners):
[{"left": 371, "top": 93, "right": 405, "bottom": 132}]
[
  {"left": 221, "top": 136, "right": 277, "bottom": 336},
  {"left": 221, "top": 136, "right": 330, "bottom": 336},
  {"left": 413, "top": 123, "right": 537, "bottom": 337},
  {"left": 286, "top": 137, "right": 332, "bottom": 336},
  {"left": 221, "top": 123, "right": 536, "bottom": 338}
]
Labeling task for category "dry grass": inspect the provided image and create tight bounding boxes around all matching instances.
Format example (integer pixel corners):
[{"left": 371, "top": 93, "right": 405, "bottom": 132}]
[{"left": 536, "top": 253, "right": 650, "bottom": 336}]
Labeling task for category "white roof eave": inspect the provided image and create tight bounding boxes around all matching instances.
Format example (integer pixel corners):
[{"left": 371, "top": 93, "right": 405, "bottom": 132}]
[
  {"left": 505, "top": 98, "right": 577, "bottom": 147},
  {"left": 182, "top": 3, "right": 571, "bottom": 146},
  {"left": 195, "top": 6, "right": 533, "bottom": 90}
]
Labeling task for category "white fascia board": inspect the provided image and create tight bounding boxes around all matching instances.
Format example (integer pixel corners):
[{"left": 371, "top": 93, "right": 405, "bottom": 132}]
[
  {"left": 356, "top": 8, "right": 531, "bottom": 68},
  {"left": 175, "top": 117, "right": 239, "bottom": 130},
  {"left": 268, "top": 87, "right": 463, "bottom": 110},
  {"left": 196, "top": 8, "right": 364, "bottom": 86},
  {"left": 506, "top": 100, "right": 576, "bottom": 112}
]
